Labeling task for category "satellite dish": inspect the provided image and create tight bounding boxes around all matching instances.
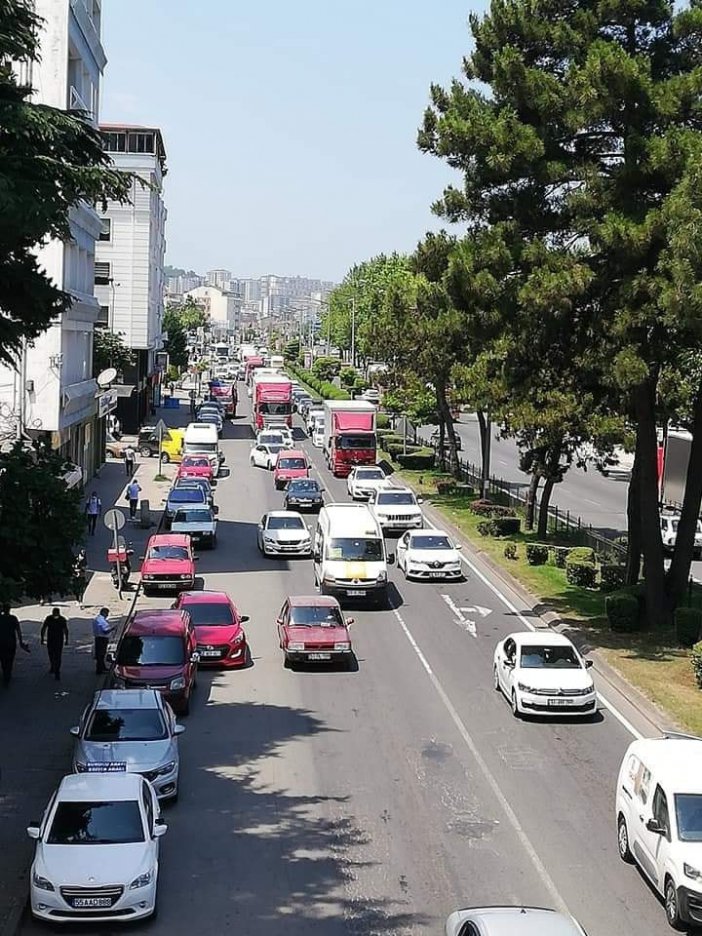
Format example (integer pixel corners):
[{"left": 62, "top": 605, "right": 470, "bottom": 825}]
[{"left": 97, "top": 367, "right": 118, "bottom": 388}]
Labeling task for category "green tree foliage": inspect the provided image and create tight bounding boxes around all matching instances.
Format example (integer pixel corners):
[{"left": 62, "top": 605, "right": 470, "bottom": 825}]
[
  {"left": 0, "top": 442, "right": 85, "bottom": 601},
  {"left": 93, "top": 329, "right": 135, "bottom": 378},
  {"left": 178, "top": 298, "right": 208, "bottom": 332},
  {"left": 0, "top": 1, "right": 133, "bottom": 365},
  {"left": 162, "top": 305, "right": 189, "bottom": 370}
]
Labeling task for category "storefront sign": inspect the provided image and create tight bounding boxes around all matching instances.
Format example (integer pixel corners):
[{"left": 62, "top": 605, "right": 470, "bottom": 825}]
[{"left": 98, "top": 390, "right": 118, "bottom": 417}]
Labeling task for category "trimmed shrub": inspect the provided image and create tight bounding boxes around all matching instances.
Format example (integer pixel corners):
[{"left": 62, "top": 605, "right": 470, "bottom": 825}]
[
  {"left": 566, "top": 560, "right": 598, "bottom": 588},
  {"left": 376, "top": 413, "right": 390, "bottom": 430},
  {"left": 606, "top": 592, "right": 641, "bottom": 632},
  {"left": 619, "top": 583, "right": 647, "bottom": 625},
  {"left": 600, "top": 564, "right": 627, "bottom": 592},
  {"left": 554, "top": 546, "right": 570, "bottom": 569},
  {"left": 566, "top": 546, "right": 596, "bottom": 565},
  {"left": 504, "top": 542, "right": 518, "bottom": 560},
  {"left": 691, "top": 641, "right": 702, "bottom": 689},
  {"left": 490, "top": 505, "right": 517, "bottom": 519},
  {"left": 436, "top": 480, "right": 457, "bottom": 494},
  {"left": 526, "top": 544, "right": 549, "bottom": 566},
  {"left": 477, "top": 520, "right": 495, "bottom": 537},
  {"left": 675, "top": 607, "right": 702, "bottom": 648},
  {"left": 492, "top": 517, "right": 521, "bottom": 536},
  {"left": 470, "top": 499, "right": 497, "bottom": 516},
  {"left": 396, "top": 449, "right": 435, "bottom": 470},
  {"left": 386, "top": 443, "right": 421, "bottom": 461}
]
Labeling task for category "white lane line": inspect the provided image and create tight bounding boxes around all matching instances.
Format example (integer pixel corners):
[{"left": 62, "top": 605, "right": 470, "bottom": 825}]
[
  {"left": 440, "top": 593, "right": 477, "bottom": 637},
  {"left": 390, "top": 604, "right": 571, "bottom": 915}
]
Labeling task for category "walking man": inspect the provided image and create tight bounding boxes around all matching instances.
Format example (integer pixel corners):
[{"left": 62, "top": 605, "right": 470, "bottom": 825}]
[
  {"left": 0, "top": 604, "right": 28, "bottom": 686},
  {"left": 126, "top": 478, "right": 142, "bottom": 520},
  {"left": 72, "top": 548, "right": 88, "bottom": 609},
  {"left": 93, "top": 607, "right": 113, "bottom": 675},
  {"left": 40, "top": 608, "right": 69, "bottom": 681},
  {"left": 124, "top": 444, "right": 136, "bottom": 478},
  {"left": 85, "top": 491, "right": 102, "bottom": 536},
  {"left": 189, "top": 389, "right": 196, "bottom": 418}
]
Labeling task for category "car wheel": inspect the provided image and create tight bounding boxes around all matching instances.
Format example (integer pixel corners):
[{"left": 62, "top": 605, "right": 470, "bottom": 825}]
[
  {"left": 250, "top": 457, "right": 255, "bottom": 466},
  {"left": 139, "top": 446, "right": 152, "bottom": 458},
  {"left": 617, "top": 815, "right": 633, "bottom": 863},
  {"left": 510, "top": 691, "right": 522, "bottom": 718},
  {"left": 493, "top": 666, "right": 501, "bottom": 692},
  {"left": 665, "top": 877, "right": 684, "bottom": 930}
]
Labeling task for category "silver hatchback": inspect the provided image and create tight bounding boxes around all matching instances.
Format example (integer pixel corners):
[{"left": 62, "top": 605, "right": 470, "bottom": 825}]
[{"left": 445, "top": 907, "right": 588, "bottom": 936}]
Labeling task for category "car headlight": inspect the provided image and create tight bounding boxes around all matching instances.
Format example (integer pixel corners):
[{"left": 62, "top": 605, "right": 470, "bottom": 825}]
[
  {"left": 232, "top": 632, "right": 245, "bottom": 645},
  {"left": 155, "top": 761, "right": 176, "bottom": 777},
  {"left": 517, "top": 682, "right": 536, "bottom": 693},
  {"left": 572, "top": 685, "right": 595, "bottom": 696},
  {"left": 684, "top": 863, "right": 702, "bottom": 881},
  {"left": 129, "top": 870, "right": 154, "bottom": 890},
  {"left": 180, "top": 573, "right": 191, "bottom": 579},
  {"left": 334, "top": 642, "right": 350, "bottom": 651},
  {"left": 74, "top": 761, "right": 88, "bottom": 773},
  {"left": 170, "top": 676, "right": 186, "bottom": 690},
  {"left": 377, "top": 570, "right": 387, "bottom": 583},
  {"left": 264, "top": 536, "right": 276, "bottom": 544},
  {"left": 32, "top": 871, "right": 54, "bottom": 892},
  {"left": 288, "top": 642, "right": 305, "bottom": 651},
  {"left": 143, "top": 574, "right": 154, "bottom": 581}
]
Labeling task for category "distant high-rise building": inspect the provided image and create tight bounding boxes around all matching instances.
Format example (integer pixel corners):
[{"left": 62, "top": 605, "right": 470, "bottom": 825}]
[{"left": 206, "top": 269, "right": 232, "bottom": 291}]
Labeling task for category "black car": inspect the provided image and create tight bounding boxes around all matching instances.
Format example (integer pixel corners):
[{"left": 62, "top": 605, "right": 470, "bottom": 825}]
[{"left": 284, "top": 478, "right": 324, "bottom": 512}]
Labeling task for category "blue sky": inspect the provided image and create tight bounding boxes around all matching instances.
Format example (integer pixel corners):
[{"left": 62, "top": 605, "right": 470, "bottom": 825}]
[{"left": 101, "top": 0, "right": 482, "bottom": 282}]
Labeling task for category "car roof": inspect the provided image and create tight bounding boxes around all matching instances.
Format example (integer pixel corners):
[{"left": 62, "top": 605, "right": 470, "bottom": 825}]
[
  {"left": 288, "top": 477, "right": 318, "bottom": 485},
  {"left": 92, "top": 688, "right": 161, "bottom": 709},
  {"left": 509, "top": 631, "right": 575, "bottom": 647},
  {"left": 410, "top": 529, "right": 450, "bottom": 539},
  {"left": 267, "top": 509, "right": 304, "bottom": 519},
  {"left": 451, "top": 907, "right": 583, "bottom": 936},
  {"left": 288, "top": 594, "right": 341, "bottom": 609},
  {"left": 128, "top": 609, "right": 189, "bottom": 636},
  {"left": 147, "top": 533, "right": 191, "bottom": 546},
  {"left": 278, "top": 449, "right": 306, "bottom": 457},
  {"left": 627, "top": 737, "right": 702, "bottom": 791},
  {"left": 57, "top": 772, "right": 144, "bottom": 802},
  {"left": 178, "top": 590, "right": 230, "bottom": 604},
  {"left": 377, "top": 486, "right": 413, "bottom": 494}
]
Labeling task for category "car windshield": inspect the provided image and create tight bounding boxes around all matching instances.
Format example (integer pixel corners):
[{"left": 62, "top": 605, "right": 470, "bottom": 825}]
[
  {"left": 187, "top": 442, "right": 217, "bottom": 453},
  {"left": 169, "top": 490, "right": 205, "bottom": 504},
  {"left": 259, "top": 402, "right": 291, "bottom": 415},
  {"left": 288, "top": 480, "right": 319, "bottom": 493},
  {"left": 47, "top": 801, "right": 145, "bottom": 845},
  {"left": 85, "top": 708, "right": 167, "bottom": 742},
  {"left": 377, "top": 492, "right": 416, "bottom": 505},
  {"left": 357, "top": 469, "right": 384, "bottom": 480},
  {"left": 675, "top": 794, "right": 702, "bottom": 841},
  {"left": 147, "top": 545, "right": 189, "bottom": 561},
  {"left": 182, "top": 458, "right": 209, "bottom": 467},
  {"left": 268, "top": 516, "right": 305, "bottom": 530},
  {"left": 339, "top": 434, "right": 376, "bottom": 450},
  {"left": 183, "top": 601, "right": 235, "bottom": 626},
  {"left": 260, "top": 434, "right": 283, "bottom": 445},
  {"left": 289, "top": 606, "right": 344, "bottom": 627},
  {"left": 519, "top": 645, "right": 580, "bottom": 668},
  {"left": 117, "top": 635, "right": 185, "bottom": 666},
  {"left": 327, "top": 537, "right": 383, "bottom": 561},
  {"left": 411, "top": 535, "right": 452, "bottom": 550},
  {"left": 174, "top": 509, "right": 212, "bottom": 524},
  {"left": 278, "top": 457, "right": 306, "bottom": 469}
]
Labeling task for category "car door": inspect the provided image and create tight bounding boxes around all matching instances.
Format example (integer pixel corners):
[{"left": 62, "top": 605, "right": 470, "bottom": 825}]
[
  {"left": 397, "top": 532, "right": 410, "bottom": 568},
  {"left": 634, "top": 782, "right": 670, "bottom": 892},
  {"left": 629, "top": 760, "right": 658, "bottom": 883},
  {"left": 253, "top": 445, "right": 266, "bottom": 468},
  {"left": 498, "top": 638, "right": 517, "bottom": 692},
  {"left": 277, "top": 601, "right": 289, "bottom": 649},
  {"left": 347, "top": 469, "right": 355, "bottom": 495},
  {"left": 258, "top": 514, "right": 267, "bottom": 548}
]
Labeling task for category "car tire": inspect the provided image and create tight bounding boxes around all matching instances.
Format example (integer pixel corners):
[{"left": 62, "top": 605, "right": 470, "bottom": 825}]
[
  {"left": 139, "top": 446, "right": 152, "bottom": 458},
  {"left": 617, "top": 815, "right": 633, "bottom": 863},
  {"left": 511, "top": 691, "right": 522, "bottom": 718},
  {"left": 283, "top": 654, "right": 291, "bottom": 669},
  {"left": 493, "top": 666, "right": 501, "bottom": 692},
  {"left": 665, "top": 877, "right": 684, "bottom": 930}
]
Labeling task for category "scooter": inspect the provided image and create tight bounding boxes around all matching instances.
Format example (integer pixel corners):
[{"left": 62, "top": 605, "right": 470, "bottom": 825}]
[{"left": 108, "top": 536, "right": 134, "bottom": 589}]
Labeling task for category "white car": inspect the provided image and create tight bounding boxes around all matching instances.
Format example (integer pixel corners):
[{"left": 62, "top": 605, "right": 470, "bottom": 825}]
[
  {"left": 359, "top": 388, "right": 381, "bottom": 404},
  {"left": 397, "top": 529, "right": 463, "bottom": 580},
  {"left": 171, "top": 505, "right": 218, "bottom": 548},
  {"left": 261, "top": 425, "right": 294, "bottom": 448},
  {"left": 493, "top": 631, "right": 596, "bottom": 718},
  {"left": 346, "top": 465, "right": 390, "bottom": 500},
  {"left": 660, "top": 512, "right": 702, "bottom": 559},
  {"left": 256, "top": 430, "right": 293, "bottom": 450},
  {"left": 306, "top": 407, "right": 324, "bottom": 434},
  {"left": 257, "top": 511, "right": 312, "bottom": 557},
  {"left": 28, "top": 772, "right": 166, "bottom": 924},
  {"left": 369, "top": 486, "right": 424, "bottom": 531},
  {"left": 250, "top": 442, "right": 285, "bottom": 470},
  {"left": 312, "top": 425, "right": 325, "bottom": 448},
  {"left": 446, "top": 907, "right": 587, "bottom": 936}
]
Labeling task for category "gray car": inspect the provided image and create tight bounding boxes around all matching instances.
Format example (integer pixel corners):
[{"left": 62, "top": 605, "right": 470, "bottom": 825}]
[
  {"left": 70, "top": 689, "right": 184, "bottom": 801},
  {"left": 445, "top": 907, "right": 588, "bottom": 936},
  {"left": 164, "top": 485, "right": 208, "bottom": 524}
]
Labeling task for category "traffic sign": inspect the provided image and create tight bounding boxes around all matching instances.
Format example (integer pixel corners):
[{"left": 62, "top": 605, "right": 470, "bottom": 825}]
[
  {"left": 152, "top": 419, "right": 168, "bottom": 437},
  {"left": 103, "top": 508, "right": 125, "bottom": 532}
]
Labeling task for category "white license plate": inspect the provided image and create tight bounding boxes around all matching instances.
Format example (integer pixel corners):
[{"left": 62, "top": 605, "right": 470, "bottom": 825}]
[
  {"left": 347, "top": 590, "right": 366, "bottom": 597},
  {"left": 73, "top": 898, "right": 112, "bottom": 908},
  {"left": 548, "top": 699, "right": 573, "bottom": 706},
  {"left": 430, "top": 572, "right": 444, "bottom": 578},
  {"left": 308, "top": 653, "right": 331, "bottom": 660},
  {"left": 156, "top": 583, "right": 173, "bottom": 589},
  {"left": 200, "top": 650, "right": 220, "bottom": 658}
]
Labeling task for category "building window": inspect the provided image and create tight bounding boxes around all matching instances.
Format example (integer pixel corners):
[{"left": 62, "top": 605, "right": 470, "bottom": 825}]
[
  {"left": 103, "top": 131, "right": 126, "bottom": 153},
  {"left": 99, "top": 218, "right": 111, "bottom": 241},
  {"left": 97, "top": 305, "right": 109, "bottom": 326},
  {"left": 94, "top": 261, "right": 110, "bottom": 285},
  {"left": 127, "top": 132, "right": 154, "bottom": 154}
]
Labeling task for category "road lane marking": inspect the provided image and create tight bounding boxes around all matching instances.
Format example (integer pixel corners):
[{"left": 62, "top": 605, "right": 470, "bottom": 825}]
[
  {"left": 441, "top": 593, "right": 477, "bottom": 637},
  {"left": 461, "top": 604, "right": 491, "bottom": 618},
  {"left": 390, "top": 603, "right": 571, "bottom": 915}
]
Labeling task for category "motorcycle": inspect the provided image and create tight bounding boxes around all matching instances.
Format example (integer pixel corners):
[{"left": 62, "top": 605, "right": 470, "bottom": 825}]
[{"left": 108, "top": 536, "right": 134, "bottom": 589}]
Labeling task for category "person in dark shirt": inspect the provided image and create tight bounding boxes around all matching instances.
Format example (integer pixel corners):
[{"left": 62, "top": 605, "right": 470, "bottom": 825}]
[
  {"left": 0, "top": 604, "right": 28, "bottom": 686},
  {"left": 40, "top": 608, "right": 69, "bottom": 681}
]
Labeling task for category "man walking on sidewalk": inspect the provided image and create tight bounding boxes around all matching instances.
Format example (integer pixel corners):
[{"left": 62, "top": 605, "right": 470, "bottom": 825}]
[
  {"left": 0, "top": 604, "right": 29, "bottom": 686},
  {"left": 40, "top": 608, "right": 69, "bottom": 681},
  {"left": 85, "top": 491, "right": 102, "bottom": 536},
  {"left": 124, "top": 445, "right": 136, "bottom": 477},
  {"left": 93, "top": 608, "right": 113, "bottom": 675},
  {"left": 126, "top": 478, "right": 142, "bottom": 520}
]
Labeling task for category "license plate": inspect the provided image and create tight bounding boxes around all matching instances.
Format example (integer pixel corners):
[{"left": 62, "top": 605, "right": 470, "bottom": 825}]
[
  {"left": 73, "top": 898, "right": 112, "bottom": 908},
  {"left": 347, "top": 589, "right": 366, "bottom": 597},
  {"left": 308, "top": 653, "right": 331, "bottom": 660},
  {"left": 548, "top": 699, "right": 573, "bottom": 706},
  {"left": 430, "top": 572, "right": 444, "bottom": 578},
  {"left": 200, "top": 650, "right": 220, "bottom": 658},
  {"left": 156, "top": 583, "right": 173, "bottom": 589}
]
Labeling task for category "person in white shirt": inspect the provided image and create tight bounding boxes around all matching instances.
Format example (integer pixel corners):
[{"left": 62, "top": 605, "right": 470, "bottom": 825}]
[{"left": 93, "top": 608, "right": 113, "bottom": 675}]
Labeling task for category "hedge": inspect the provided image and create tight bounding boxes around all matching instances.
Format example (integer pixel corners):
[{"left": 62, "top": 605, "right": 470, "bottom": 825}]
[
  {"left": 286, "top": 364, "right": 350, "bottom": 400},
  {"left": 377, "top": 413, "right": 390, "bottom": 429},
  {"left": 526, "top": 544, "right": 549, "bottom": 565},
  {"left": 675, "top": 607, "right": 702, "bottom": 648},
  {"left": 470, "top": 499, "right": 496, "bottom": 516},
  {"left": 566, "top": 546, "right": 596, "bottom": 565},
  {"left": 606, "top": 592, "right": 641, "bottom": 632},
  {"left": 492, "top": 517, "right": 521, "bottom": 536},
  {"left": 566, "top": 560, "right": 597, "bottom": 588},
  {"left": 692, "top": 641, "right": 702, "bottom": 689},
  {"left": 386, "top": 443, "right": 422, "bottom": 461},
  {"left": 396, "top": 449, "right": 436, "bottom": 470},
  {"left": 600, "top": 564, "right": 627, "bottom": 592},
  {"left": 504, "top": 542, "right": 518, "bottom": 560},
  {"left": 477, "top": 520, "right": 494, "bottom": 537},
  {"left": 554, "top": 546, "right": 569, "bottom": 568}
]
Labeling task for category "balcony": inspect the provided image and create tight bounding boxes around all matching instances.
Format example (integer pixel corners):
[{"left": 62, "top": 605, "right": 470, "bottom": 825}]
[{"left": 69, "top": 85, "right": 93, "bottom": 119}]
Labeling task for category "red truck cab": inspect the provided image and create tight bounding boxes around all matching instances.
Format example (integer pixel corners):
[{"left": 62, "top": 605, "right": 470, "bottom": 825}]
[
  {"left": 252, "top": 375, "right": 293, "bottom": 431},
  {"left": 273, "top": 450, "right": 310, "bottom": 490}
]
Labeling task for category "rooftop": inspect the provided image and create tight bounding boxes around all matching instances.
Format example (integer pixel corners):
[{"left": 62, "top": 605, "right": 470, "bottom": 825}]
[{"left": 56, "top": 772, "right": 143, "bottom": 802}]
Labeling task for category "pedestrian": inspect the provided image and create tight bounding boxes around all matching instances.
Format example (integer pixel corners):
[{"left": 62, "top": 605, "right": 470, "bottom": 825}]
[
  {"left": 93, "top": 607, "right": 113, "bottom": 675},
  {"left": 169, "top": 380, "right": 175, "bottom": 397},
  {"left": 0, "top": 604, "right": 29, "bottom": 686},
  {"left": 189, "top": 389, "right": 196, "bottom": 417},
  {"left": 40, "top": 608, "right": 68, "bottom": 681},
  {"left": 124, "top": 444, "right": 136, "bottom": 478},
  {"left": 126, "top": 478, "right": 142, "bottom": 520},
  {"left": 72, "top": 548, "right": 88, "bottom": 609},
  {"left": 85, "top": 491, "right": 102, "bottom": 536}
]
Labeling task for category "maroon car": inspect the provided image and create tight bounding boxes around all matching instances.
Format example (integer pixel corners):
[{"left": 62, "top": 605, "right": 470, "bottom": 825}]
[
  {"left": 276, "top": 595, "right": 354, "bottom": 668},
  {"left": 173, "top": 590, "right": 249, "bottom": 668}
]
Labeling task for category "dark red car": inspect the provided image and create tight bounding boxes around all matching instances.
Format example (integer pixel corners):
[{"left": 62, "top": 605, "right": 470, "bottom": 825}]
[
  {"left": 140, "top": 533, "right": 196, "bottom": 594},
  {"left": 173, "top": 590, "right": 249, "bottom": 668},
  {"left": 273, "top": 450, "right": 309, "bottom": 490},
  {"left": 110, "top": 608, "right": 198, "bottom": 715},
  {"left": 276, "top": 595, "right": 354, "bottom": 668},
  {"left": 177, "top": 455, "right": 214, "bottom": 482}
]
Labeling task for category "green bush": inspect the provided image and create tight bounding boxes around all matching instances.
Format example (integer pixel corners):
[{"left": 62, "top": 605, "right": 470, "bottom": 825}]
[
  {"left": 377, "top": 413, "right": 390, "bottom": 430},
  {"left": 339, "top": 366, "right": 357, "bottom": 388},
  {"left": 675, "top": 607, "right": 702, "bottom": 648},
  {"left": 526, "top": 544, "right": 549, "bottom": 565},
  {"left": 311, "top": 356, "right": 341, "bottom": 381},
  {"left": 618, "top": 583, "right": 647, "bottom": 625},
  {"left": 566, "top": 546, "right": 596, "bottom": 565},
  {"left": 492, "top": 517, "right": 521, "bottom": 536},
  {"left": 436, "top": 480, "right": 457, "bottom": 494},
  {"left": 606, "top": 592, "right": 641, "bottom": 632},
  {"left": 489, "top": 505, "right": 517, "bottom": 519},
  {"left": 691, "top": 641, "right": 702, "bottom": 689},
  {"left": 381, "top": 434, "right": 406, "bottom": 448},
  {"left": 386, "top": 443, "right": 421, "bottom": 461},
  {"left": 504, "top": 542, "right": 518, "bottom": 560},
  {"left": 396, "top": 450, "right": 435, "bottom": 470},
  {"left": 566, "top": 560, "right": 598, "bottom": 588},
  {"left": 477, "top": 520, "right": 495, "bottom": 537},
  {"left": 554, "top": 546, "right": 570, "bottom": 568},
  {"left": 600, "top": 564, "right": 627, "bottom": 592},
  {"left": 470, "top": 499, "right": 496, "bottom": 516}
]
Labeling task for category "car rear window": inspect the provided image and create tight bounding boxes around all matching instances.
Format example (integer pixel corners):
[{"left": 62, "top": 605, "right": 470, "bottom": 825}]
[
  {"left": 86, "top": 708, "right": 167, "bottom": 741},
  {"left": 117, "top": 635, "right": 185, "bottom": 666},
  {"left": 278, "top": 457, "right": 306, "bottom": 470}
]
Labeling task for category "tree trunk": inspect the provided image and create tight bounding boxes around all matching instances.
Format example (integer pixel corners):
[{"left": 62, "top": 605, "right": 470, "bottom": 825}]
[
  {"left": 525, "top": 471, "right": 540, "bottom": 531},
  {"left": 437, "top": 381, "right": 460, "bottom": 479},
  {"left": 477, "top": 410, "right": 488, "bottom": 472},
  {"left": 436, "top": 390, "right": 446, "bottom": 473},
  {"left": 666, "top": 379, "right": 702, "bottom": 610},
  {"left": 625, "top": 452, "right": 642, "bottom": 585},
  {"left": 537, "top": 475, "right": 555, "bottom": 538},
  {"left": 634, "top": 377, "right": 668, "bottom": 627}
]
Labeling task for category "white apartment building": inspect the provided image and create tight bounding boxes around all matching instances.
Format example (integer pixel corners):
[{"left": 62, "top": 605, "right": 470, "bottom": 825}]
[
  {"left": 0, "top": 0, "right": 106, "bottom": 476},
  {"left": 94, "top": 125, "right": 167, "bottom": 432},
  {"left": 206, "top": 269, "right": 232, "bottom": 291},
  {"left": 184, "top": 286, "right": 241, "bottom": 334}
]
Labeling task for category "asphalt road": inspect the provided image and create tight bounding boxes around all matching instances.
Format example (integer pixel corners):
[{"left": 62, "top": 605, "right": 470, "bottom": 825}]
[{"left": 20, "top": 400, "right": 677, "bottom": 935}]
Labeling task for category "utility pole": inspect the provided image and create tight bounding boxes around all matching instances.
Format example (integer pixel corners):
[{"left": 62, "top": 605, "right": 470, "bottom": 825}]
[
  {"left": 481, "top": 412, "right": 492, "bottom": 499},
  {"left": 351, "top": 295, "right": 356, "bottom": 368}
]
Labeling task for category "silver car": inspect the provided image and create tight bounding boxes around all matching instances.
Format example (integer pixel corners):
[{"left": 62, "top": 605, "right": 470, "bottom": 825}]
[
  {"left": 70, "top": 689, "right": 184, "bottom": 801},
  {"left": 445, "top": 907, "right": 588, "bottom": 936},
  {"left": 257, "top": 510, "right": 312, "bottom": 557}
]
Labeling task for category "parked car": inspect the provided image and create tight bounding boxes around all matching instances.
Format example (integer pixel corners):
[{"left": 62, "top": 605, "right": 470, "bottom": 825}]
[
  {"left": 140, "top": 533, "right": 197, "bottom": 594},
  {"left": 284, "top": 478, "right": 324, "bottom": 512},
  {"left": 660, "top": 510, "right": 702, "bottom": 559},
  {"left": 171, "top": 505, "right": 217, "bottom": 549},
  {"left": 164, "top": 486, "right": 208, "bottom": 526},
  {"left": 27, "top": 773, "right": 166, "bottom": 924},
  {"left": 105, "top": 432, "right": 130, "bottom": 460},
  {"left": 173, "top": 590, "right": 249, "bottom": 668},
  {"left": 493, "top": 631, "right": 596, "bottom": 718},
  {"left": 273, "top": 450, "right": 310, "bottom": 490},
  {"left": 71, "top": 689, "right": 184, "bottom": 800},
  {"left": 276, "top": 595, "right": 354, "bottom": 668},
  {"left": 257, "top": 511, "right": 312, "bottom": 557},
  {"left": 445, "top": 907, "right": 588, "bottom": 936},
  {"left": 396, "top": 529, "right": 463, "bottom": 580},
  {"left": 249, "top": 442, "right": 285, "bottom": 470},
  {"left": 137, "top": 426, "right": 184, "bottom": 463},
  {"left": 110, "top": 608, "right": 199, "bottom": 716}
]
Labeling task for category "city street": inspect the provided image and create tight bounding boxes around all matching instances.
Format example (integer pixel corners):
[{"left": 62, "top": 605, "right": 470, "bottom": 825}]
[{"left": 20, "top": 398, "right": 673, "bottom": 935}]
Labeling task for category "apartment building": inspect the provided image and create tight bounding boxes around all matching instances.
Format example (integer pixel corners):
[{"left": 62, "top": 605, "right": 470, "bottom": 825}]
[{"left": 183, "top": 286, "right": 241, "bottom": 334}]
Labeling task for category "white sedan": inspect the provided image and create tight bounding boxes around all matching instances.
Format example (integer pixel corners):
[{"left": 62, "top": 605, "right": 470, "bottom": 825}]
[
  {"left": 249, "top": 442, "right": 285, "bottom": 470},
  {"left": 257, "top": 429, "right": 293, "bottom": 449},
  {"left": 397, "top": 530, "right": 463, "bottom": 580},
  {"left": 346, "top": 465, "right": 390, "bottom": 500},
  {"left": 264, "top": 424, "right": 294, "bottom": 447},
  {"left": 257, "top": 511, "right": 312, "bottom": 557},
  {"left": 28, "top": 772, "right": 166, "bottom": 924},
  {"left": 493, "top": 632, "right": 597, "bottom": 718}
]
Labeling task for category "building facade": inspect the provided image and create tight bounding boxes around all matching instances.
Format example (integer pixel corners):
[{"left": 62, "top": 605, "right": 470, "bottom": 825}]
[
  {"left": 183, "top": 286, "right": 241, "bottom": 334},
  {"left": 94, "top": 125, "right": 168, "bottom": 432}
]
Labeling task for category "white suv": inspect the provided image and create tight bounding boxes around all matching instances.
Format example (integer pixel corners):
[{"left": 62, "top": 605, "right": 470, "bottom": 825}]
[
  {"left": 616, "top": 735, "right": 702, "bottom": 929},
  {"left": 369, "top": 486, "right": 423, "bottom": 531},
  {"left": 660, "top": 512, "right": 702, "bottom": 559}
]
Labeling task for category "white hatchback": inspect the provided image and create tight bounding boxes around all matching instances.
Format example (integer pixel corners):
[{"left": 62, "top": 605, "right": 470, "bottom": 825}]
[
  {"left": 28, "top": 772, "right": 166, "bottom": 924},
  {"left": 493, "top": 631, "right": 596, "bottom": 718}
]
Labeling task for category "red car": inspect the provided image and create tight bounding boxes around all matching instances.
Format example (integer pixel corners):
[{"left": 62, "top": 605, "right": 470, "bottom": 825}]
[
  {"left": 276, "top": 595, "right": 354, "bottom": 668},
  {"left": 141, "top": 532, "right": 196, "bottom": 594},
  {"left": 177, "top": 455, "right": 214, "bottom": 482},
  {"left": 110, "top": 608, "right": 198, "bottom": 715},
  {"left": 173, "top": 590, "right": 249, "bottom": 668},
  {"left": 273, "top": 449, "right": 309, "bottom": 490}
]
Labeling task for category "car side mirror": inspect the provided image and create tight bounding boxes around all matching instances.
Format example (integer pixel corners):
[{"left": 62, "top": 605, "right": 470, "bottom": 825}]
[
  {"left": 153, "top": 820, "right": 168, "bottom": 838},
  {"left": 240, "top": 614, "right": 250, "bottom": 623},
  {"left": 346, "top": 618, "right": 355, "bottom": 627},
  {"left": 585, "top": 659, "right": 593, "bottom": 668},
  {"left": 69, "top": 726, "right": 80, "bottom": 737},
  {"left": 646, "top": 818, "right": 664, "bottom": 835},
  {"left": 213, "top": 506, "right": 219, "bottom": 515},
  {"left": 275, "top": 616, "right": 283, "bottom": 625},
  {"left": 455, "top": 544, "right": 462, "bottom": 550},
  {"left": 313, "top": 550, "right": 321, "bottom": 561},
  {"left": 190, "top": 652, "right": 200, "bottom": 663},
  {"left": 105, "top": 650, "right": 115, "bottom": 666},
  {"left": 193, "top": 555, "right": 200, "bottom": 561},
  {"left": 506, "top": 659, "right": 515, "bottom": 668},
  {"left": 417, "top": 496, "right": 424, "bottom": 504},
  {"left": 388, "top": 554, "right": 395, "bottom": 565},
  {"left": 139, "top": 555, "right": 145, "bottom": 561},
  {"left": 174, "top": 724, "right": 186, "bottom": 735},
  {"left": 27, "top": 823, "right": 41, "bottom": 840}
]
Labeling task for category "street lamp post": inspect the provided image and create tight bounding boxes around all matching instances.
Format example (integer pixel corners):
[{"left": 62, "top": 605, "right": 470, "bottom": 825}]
[{"left": 351, "top": 295, "right": 356, "bottom": 369}]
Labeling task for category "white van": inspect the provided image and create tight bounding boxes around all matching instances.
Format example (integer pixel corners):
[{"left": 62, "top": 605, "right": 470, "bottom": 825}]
[
  {"left": 183, "top": 423, "right": 220, "bottom": 477},
  {"left": 616, "top": 734, "right": 702, "bottom": 929},
  {"left": 312, "top": 418, "right": 325, "bottom": 449},
  {"left": 313, "top": 504, "right": 393, "bottom": 608}
]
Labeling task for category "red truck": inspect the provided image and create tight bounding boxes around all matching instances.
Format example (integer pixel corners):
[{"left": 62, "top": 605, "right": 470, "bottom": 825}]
[
  {"left": 244, "top": 356, "right": 265, "bottom": 389},
  {"left": 210, "top": 380, "right": 237, "bottom": 418},
  {"left": 252, "top": 372, "right": 293, "bottom": 431},
  {"left": 323, "top": 400, "right": 377, "bottom": 477}
]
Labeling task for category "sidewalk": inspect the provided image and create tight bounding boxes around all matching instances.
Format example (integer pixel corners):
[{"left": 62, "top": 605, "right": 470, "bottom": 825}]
[{"left": 0, "top": 401, "right": 188, "bottom": 936}]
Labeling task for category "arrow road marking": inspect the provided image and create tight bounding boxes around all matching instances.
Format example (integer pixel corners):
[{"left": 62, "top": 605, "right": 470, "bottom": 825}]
[
  {"left": 441, "top": 594, "right": 477, "bottom": 637},
  {"left": 459, "top": 604, "right": 491, "bottom": 618}
]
